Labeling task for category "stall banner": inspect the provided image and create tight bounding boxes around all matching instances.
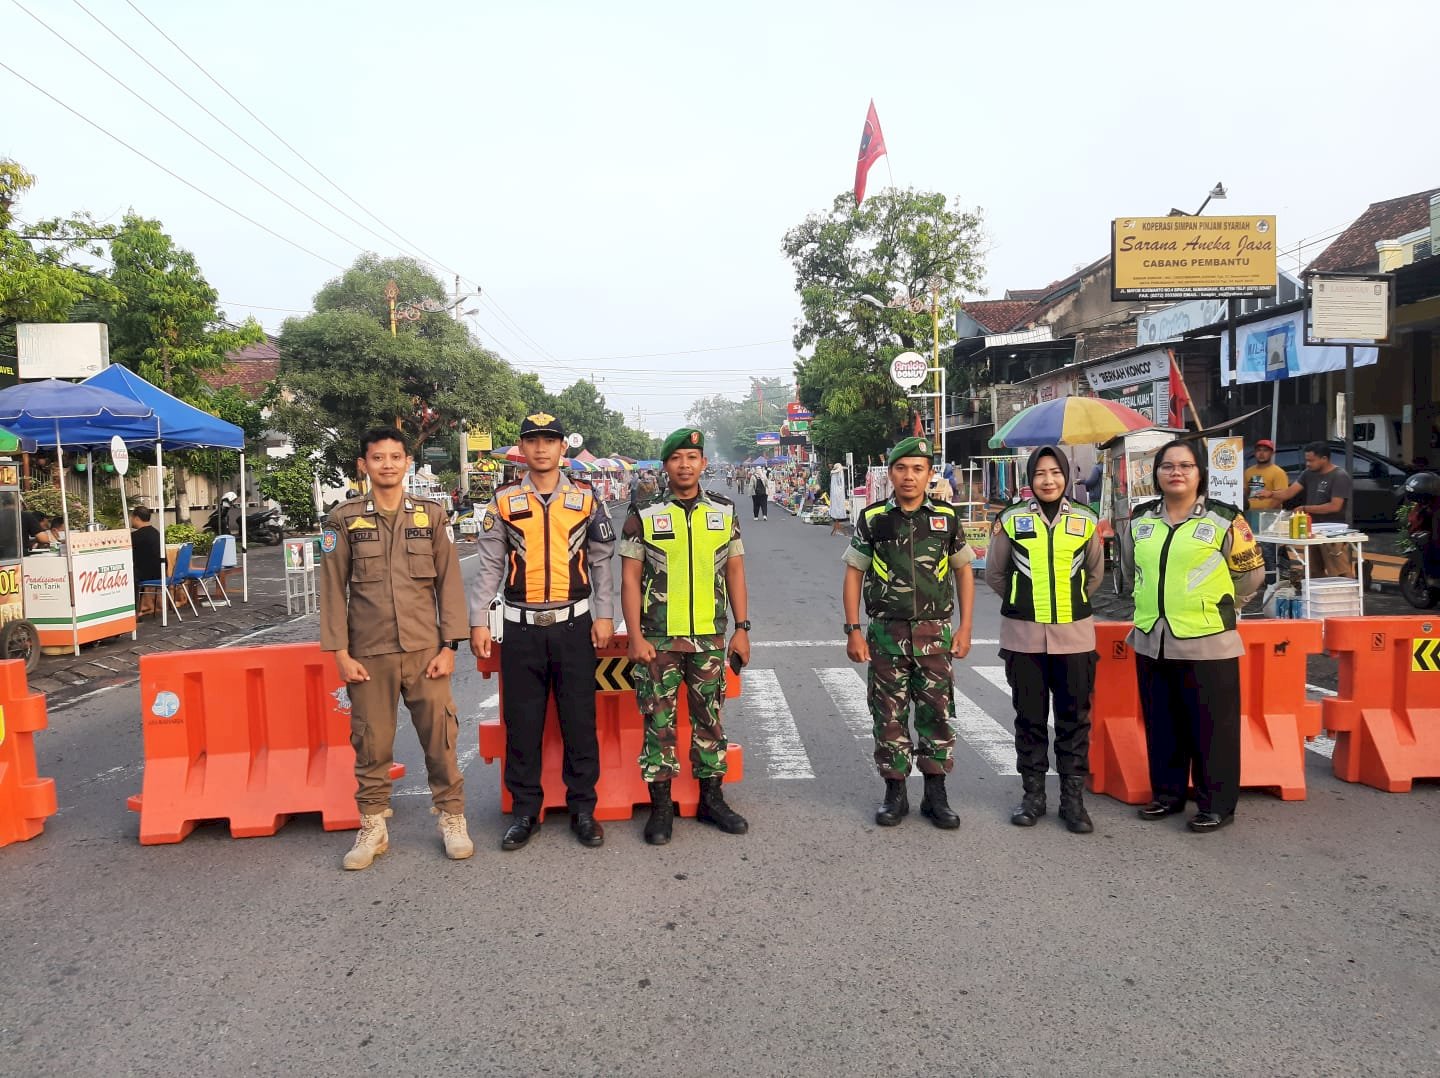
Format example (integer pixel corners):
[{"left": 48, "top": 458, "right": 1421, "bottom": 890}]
[
  {"left": 1112, "top": 216, "right": 1277, "bottom": 301},
  {"left": 755, "top": 432, "right": 781, "bottom": 446},
  {"left": 1206, "top": 436, "right": 1243, "bottom": 508},
  {"left": 786, "top": 403, "right": 813, "bottom": 420},
  {"left": 1085, "top": 349, "right": 1171, "bottom": 425},
  {"left": 1221, "top": 309, "right": 1379, "bottom": 385},
  {"left": 962, "top": 521, "right": 991, "bottom": 571}
]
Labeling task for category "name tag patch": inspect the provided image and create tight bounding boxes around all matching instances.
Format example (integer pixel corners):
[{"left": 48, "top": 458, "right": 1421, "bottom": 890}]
[
  {"left": 564, "top": 492, "right": 585, "bottom": 511},
  {"left": 1065, "top": 516, "right": 1088, "bottom": 536},
  {"left": 350, "top": 529, "right": 379, "bottom": 543},
  {"left": 1193, "top": 522, "right": 1217, "bottom": 544},
  {"left": 1136, "top": 523, "right": 1155, "bottom": 540},
  {"left": 707, "top": 513, "right": 725, "bottom": 530},
  {"left": 508, "top": 495, "right": 531, "bottom": 514},
  {"left": 405, "top": 528, "right": 432, "bottom": 540}
]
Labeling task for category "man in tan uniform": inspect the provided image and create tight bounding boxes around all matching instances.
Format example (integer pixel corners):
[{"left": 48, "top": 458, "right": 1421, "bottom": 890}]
[{"left": 320, "top": 426, "right": 473, "bottom": 870}]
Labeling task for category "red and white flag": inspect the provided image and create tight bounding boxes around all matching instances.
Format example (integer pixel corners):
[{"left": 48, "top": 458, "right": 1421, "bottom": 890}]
[
  {"left": 1167, "top": 349, "right": 1192, "bottom": 426},
  {"left": 854, "top": 100, "right": 888, "bottom": 205}
]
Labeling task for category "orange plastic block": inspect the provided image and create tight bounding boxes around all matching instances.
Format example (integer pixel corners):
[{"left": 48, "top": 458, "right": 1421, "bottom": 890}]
[
  {"left": 128, "top": 643, "right": 405, "bottom": 844},
  {"left": 0, "top": 660, "right": 58, "bottom": 848},
  {"left": 1088, "top": 622, "right": 1149, "bottom": 803},
  {"left": 1323, "top": 617, "right": 1440, "bottom": 792},
  {"left": 475, "top": 634, "right": 743, "bottom": 820}
]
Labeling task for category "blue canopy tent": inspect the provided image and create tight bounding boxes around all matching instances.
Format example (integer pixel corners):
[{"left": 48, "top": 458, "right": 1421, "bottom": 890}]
[
  {"left": 0, "top": 380, "right": 156, "bottom": 652},
  {"left": 83, "top": 365, "right": 250, "bottom": 612}
]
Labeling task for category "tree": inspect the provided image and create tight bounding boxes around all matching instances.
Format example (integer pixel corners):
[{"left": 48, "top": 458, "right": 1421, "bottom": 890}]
[
  {"left": 782, "top": 188, "right": 985, "bottom": 463},
  {"left": 501, "top": 372, "right": 655, "bottom": 458},
  {"left": 686, "top": 377, "right": 791, "bottom": 461},
  {"left": 274, "top": 255, "right": 517, "bottom": 479}
]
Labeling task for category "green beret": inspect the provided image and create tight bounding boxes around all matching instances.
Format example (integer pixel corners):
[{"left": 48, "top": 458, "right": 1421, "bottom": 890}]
[
  {"left": 660, "top": 427, "right": 705, "bottom": 461},
  {"left": 887, "top": 436, "right": 934, "bottom": 467}
]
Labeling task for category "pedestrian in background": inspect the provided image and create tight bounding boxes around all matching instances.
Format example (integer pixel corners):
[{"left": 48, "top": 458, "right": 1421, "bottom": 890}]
[
  {"left": 1122, "top": 439, "right": 1263, "bottom": 834},
  {"left": 620, "top": 427, "right": 750, "bottom": 845},
  {"left": 469, "top": 412, "right": 616, "bottom": 852},
  {"left": 130, "top": 506, "right": 162, "bottom": 614},
  {"left": 828, "top": 462, "right": 849, "bottom": 535},
  {"left": 984, "top": 445, "right": 1103, "bottom": 833},
  {"left": 1243, "top": 438, "right": 1289, "bottom": 584},
  {"left": 751, "top": 467, "right": 769, "bottom": 521},
  {"left": 843, "top": 436, "right": 975, "bottom": 830},
  {"left": 320, "top": 427, "right": 472, "bottom": 870}
]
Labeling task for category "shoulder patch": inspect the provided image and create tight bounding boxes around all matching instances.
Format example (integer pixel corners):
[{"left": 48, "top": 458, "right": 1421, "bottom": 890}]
[{"left": 320, "top": 527, "right": 339, "bottom": 554}]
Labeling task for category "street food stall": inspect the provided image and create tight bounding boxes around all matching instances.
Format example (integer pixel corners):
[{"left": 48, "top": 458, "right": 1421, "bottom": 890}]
[
  {"left": 0, "top": 456, "right": 41, "bottom": 669},
  {"left": 23, "top": 524, "right": 136, "bottom": 651}
]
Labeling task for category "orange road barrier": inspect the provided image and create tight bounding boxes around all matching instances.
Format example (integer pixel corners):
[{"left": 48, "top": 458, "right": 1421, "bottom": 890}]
[
  {"left": 1089, "top": 619, "right": 1323, "bottom": 804},
  {"left": 1323, "top": 616, "right": 1440, "bottom": 792},
  {"left": 476, "top": 634, "right": 744, "bottom": 820},
  {"left": 126, "top": 643, "right": 404, "bottom": 844},
  {"left": 0, "top": 660, "right": 58, "bottom": 847}
]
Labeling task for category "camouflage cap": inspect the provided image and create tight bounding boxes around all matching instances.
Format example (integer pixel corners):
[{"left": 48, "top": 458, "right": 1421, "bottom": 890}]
[
  {"left": 887, "top": 436, "right": 933, "bottom": 467},
  {"left": 660, "top": 427, "right": 705, "bottom": 461}
]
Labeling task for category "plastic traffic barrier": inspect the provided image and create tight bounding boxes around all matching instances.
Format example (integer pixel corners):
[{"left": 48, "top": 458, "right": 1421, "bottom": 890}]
[
  {"left": 1088, "top": 619, "right": 1323, "bottom": 804},
  {"left": 127, "top": 643, "right": 404, "bottom": 844},
  {"left": 1323, "top": 617, "right": 1440, "bottom": 792},
  {"left": 476, "top": 634, "right": 744, "bottom": 821},
  {"left": 0, "top": 660, "right": 58, "bottom": 847}
]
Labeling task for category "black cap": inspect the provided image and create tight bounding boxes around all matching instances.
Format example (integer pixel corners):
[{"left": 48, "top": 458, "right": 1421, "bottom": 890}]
[{"left": 519, "top": 411, "right": 564, "bottom": 440}]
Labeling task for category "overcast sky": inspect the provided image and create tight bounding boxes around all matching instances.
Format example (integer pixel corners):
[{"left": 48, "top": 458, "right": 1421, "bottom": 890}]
[{"left": 4, "top": 0, "right": 1435, "bottom": 433}]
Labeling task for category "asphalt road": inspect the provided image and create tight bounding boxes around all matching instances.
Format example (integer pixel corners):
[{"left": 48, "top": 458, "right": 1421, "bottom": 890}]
[{"left": 3, "top": 503, "right": 1438, "bottom": 1076}]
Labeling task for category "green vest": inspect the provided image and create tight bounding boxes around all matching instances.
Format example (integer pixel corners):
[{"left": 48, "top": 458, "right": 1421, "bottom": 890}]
[
  {"left": 999, "top": 500, "right": 1097, "bottom": 623},
  {"left": 638, "top": 496, "right": 735, "bottom": 638},
  {"left": 1130, "top": 500, "right": 1238, "bottom": 638}
]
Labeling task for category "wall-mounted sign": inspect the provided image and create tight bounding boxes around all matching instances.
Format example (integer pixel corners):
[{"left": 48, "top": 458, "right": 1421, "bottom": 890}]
[{"left": 1112, "top": 216, "right": 1277, "bottom": 301}]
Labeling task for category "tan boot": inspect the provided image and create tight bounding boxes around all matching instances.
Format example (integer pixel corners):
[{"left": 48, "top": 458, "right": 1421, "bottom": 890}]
[
  {"left": 343, "top": 809, "right": 392, "bottom": 870},
  {"left": 437, "top": 809, "right": 474, "bottom": 860}
]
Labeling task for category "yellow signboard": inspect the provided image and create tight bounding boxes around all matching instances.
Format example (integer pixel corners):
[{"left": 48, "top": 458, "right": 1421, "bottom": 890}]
[
  {"left": 466, "top": 430, "right": 493, "bottom": 452},
  {"left": 1112, "top": 216, "right": 1277, "bottom": 301}
]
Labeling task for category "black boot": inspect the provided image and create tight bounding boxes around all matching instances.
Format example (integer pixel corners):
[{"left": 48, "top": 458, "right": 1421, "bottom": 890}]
[
  {"left": 1010, "top": 773, "right": 1047, "bottom": 827},
  {"left": 875, "top": 778, "right": 909, "bottom": 826},
  {"left": 919, "top": 774, "right": 960, "bottom": 830},
  {"left": 644, "top": 780, "right": 674, "bottom": 846},
  {"left": 696, "top": 777, "right": 748, "bottom": 834},
  {"left": 1059, "top": 775, "right": 1093, "bottom": 834}
]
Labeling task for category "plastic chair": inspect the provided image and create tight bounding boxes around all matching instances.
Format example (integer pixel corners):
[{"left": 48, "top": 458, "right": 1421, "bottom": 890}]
[
  {"left": 138, "top": 542, "right": 199, "bottom": 621},
  {"left": 182, "top": 540, "right": 231, "bottom": 609}
]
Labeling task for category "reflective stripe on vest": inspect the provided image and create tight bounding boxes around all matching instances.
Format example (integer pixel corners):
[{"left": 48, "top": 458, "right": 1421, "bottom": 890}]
[
  {"left": 999, "top": 505, "right": 1096, "bottom": 623},
  {"left": 1131, "top": 508, "right": 1236, "bottom": 637},
  {"left": 641, "top": 500, "right": 733, "bottom": 637}
]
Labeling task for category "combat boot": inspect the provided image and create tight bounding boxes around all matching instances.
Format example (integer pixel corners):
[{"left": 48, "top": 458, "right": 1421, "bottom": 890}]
[
  {"left": 644, "top": 780, "right": 675, "bottom": 845},
  {"left": 436, "top": 809, "right": 474, "bottom": 859},
  {"left": 1059, "top": 775, "right": 1094, "bottom": 834},
  {"left": 875, "top": 778, "right": 909, "bottom": 826},
  {"left": 1010, "top": 773, "right": 1047, "bottom": 827},
  {"left": 342, "top": 809, "right": 392, "bottom": 870},
  {"left": 919, "top": 774, "right": 960, "bottom": 830},
  {"left": 696, "top": 776, "right": 748, "bottom": 834}
]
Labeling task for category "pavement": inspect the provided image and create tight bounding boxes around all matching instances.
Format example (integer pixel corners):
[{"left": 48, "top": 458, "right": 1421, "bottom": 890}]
[{"left": 4, "top": 505, "right": 1438, "bottom": 1075}]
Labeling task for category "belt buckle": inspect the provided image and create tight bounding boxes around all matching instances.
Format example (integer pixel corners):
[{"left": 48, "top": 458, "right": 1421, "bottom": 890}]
[{"left": 535, "top": 611, "right": 556, "bottom": 626}]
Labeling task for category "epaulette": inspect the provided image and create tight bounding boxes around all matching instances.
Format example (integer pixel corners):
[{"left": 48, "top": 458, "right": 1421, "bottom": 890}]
[
  {"left": 1131, "top": 497, "right": 1162, "bottom": 518},
  {"left": 1205, "top": 499, "right": 1241, "bottom": 521},
  {"left": 704, "top": 490, "right": 734, "bottom": 506}
]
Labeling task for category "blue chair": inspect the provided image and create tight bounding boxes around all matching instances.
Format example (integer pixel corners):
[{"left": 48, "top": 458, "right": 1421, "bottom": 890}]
[
  {"left": 184, "top": 539, "right": 231, "bottom": 609},
  {"left": 138, "top": 542, "right": 198, "bottom": 621}
]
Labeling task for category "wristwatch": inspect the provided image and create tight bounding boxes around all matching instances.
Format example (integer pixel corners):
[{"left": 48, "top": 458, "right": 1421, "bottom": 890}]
[
  {"left": 733, "top": 620, "right": 752, "bottom": 631},
  {"left": 443, "top": 640, "right": 461, "bottom": 651},
  {"left": 843, "top": 623, "right": 863, "bottom": 633}
]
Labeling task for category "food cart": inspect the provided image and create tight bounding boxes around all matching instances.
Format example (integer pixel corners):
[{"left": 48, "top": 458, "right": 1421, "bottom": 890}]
[{"left": 0, "top": 461, "right": 40, "bottom": 670}]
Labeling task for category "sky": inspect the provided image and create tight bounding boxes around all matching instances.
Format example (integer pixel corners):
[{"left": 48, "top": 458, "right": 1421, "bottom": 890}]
[{"left": 3, "top": 0, "right": 1436, "bottom": 434}]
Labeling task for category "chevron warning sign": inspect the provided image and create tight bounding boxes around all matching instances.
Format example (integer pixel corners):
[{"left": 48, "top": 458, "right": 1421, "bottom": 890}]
[
  {"left": 595, "top": 656, "right": 635, "bottom": 692},
  {"left": 1412, "top": 638, "right": 1440, "bottom": 672}
]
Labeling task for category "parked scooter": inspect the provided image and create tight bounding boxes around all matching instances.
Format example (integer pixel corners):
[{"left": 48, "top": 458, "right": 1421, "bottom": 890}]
[
  {"left": 205, "top": 494, "right": 285, "bottom": 546},
  {"left": 1399, "top": 472, "right": 1440, "bottom": 608}
]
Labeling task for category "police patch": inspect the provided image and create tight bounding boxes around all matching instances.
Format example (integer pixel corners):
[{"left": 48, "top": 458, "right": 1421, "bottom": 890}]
[
  {"left": 413, "top": 509, "right": 429, "bottom": 528},
  {"left": 1136, "top": 523, "right": 1155, "bottom": 540},
  {"left": 1193, "top": 522, "right": 1217, "bottom": 543},
  {"left": 320, "top": 527, "right": 339, "bottom": 554},
  {"left": 481, "top": 511, "right": 495, "bottom": 532},
  {"left": 405, "top": 528, "right": 432, "bottom": 539},
  {"left": 508, "top": 494, "right": 530, "bottom": 513},
  {"left": 564, "top": 492, "right": 585, "bottom": 511},
  {"left": 1014, "top": 514, "right": 1036, "bottom": 535},
  {"left": 1065, "top": 516, "right": 1087, "bottom": 536},
  {"left": 929, "top": 516, "right": 947, "bottom": 531},
  {"left": 654, "top": 514, "right": 673, "bottom": 533},
  {"left": 707, "top": 513, "right": 725, "bottom": 530}
]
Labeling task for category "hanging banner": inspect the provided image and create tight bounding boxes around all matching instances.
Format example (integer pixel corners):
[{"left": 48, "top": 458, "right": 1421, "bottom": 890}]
[
  {"left": 1221, "top": 309, "right": 1379, "bottom": 385},
  {"left": 466, "top": 430, "right": 493, "bottom": 452},
  {"left": 755, "top": 432, "right": 781, "bottom": 446},
  {"left": 1112, "top": 216, "right": 1277, "bottom": 301},
  {"left": 1206, "top": 436, "right": 1243, "bottom": 508},
  {"left": 786, "top": 402, "right": 813, "bottom": 420},
  {"left": 1084, "top": 349, "right": 1170, "bottom": 425}
]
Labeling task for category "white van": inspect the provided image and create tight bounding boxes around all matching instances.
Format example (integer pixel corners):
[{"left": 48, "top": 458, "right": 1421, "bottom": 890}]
[{"left": 1352, "top": 415, "right": 1401, "bottom": 460}]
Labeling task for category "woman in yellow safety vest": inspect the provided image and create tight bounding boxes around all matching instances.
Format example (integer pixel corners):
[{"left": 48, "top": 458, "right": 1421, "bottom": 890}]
[{"left": 1121, "top": 439, "right": 1264, "bottom": 833}]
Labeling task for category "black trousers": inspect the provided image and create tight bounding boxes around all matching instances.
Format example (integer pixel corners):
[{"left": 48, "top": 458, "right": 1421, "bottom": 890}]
[
  {"left": 1135, "top": 653, "right": 1241, "bottom": 816},
  {"left": 1003, "top": 650, "right": 1097, "bottom": 777},
  {"left": 751, "top": 492, "right": 768, "bottom": 517},
  {"left": 500, "top": 612, "right": 599, "bottom": 815}
]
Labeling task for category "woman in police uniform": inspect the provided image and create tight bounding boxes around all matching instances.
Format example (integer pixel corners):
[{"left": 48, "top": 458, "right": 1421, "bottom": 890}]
[{"left": 1122, "top": 439, "right": 1264, "bottom": 833}]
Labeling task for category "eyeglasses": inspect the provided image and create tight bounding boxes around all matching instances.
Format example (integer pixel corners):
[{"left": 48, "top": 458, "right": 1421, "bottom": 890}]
[{"left": 1157, "top": 462, "right": 1198, "bottom": 473}]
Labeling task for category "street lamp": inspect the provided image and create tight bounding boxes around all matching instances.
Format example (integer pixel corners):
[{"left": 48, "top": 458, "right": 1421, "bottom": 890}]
[{"left": 1194, "top": 182, "right": 1227, "bottom": 216}]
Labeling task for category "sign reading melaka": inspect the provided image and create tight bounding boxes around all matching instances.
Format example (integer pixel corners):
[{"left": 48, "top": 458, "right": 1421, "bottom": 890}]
[{"left": 1111, "top": 215, "right": 1277, "bottom": 301}]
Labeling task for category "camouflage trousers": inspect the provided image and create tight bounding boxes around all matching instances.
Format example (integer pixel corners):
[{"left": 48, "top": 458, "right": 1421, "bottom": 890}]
[
  {"left": 867, "top": 621, "right": 956, "bottom": 779},
  {"left": 634, "top": 649, "right": 729, "bottom": 781}
]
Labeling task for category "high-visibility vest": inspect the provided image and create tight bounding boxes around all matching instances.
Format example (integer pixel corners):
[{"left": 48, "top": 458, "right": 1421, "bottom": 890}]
[
  {"left": 492, "top": 479, "right": 596, "bottom": 605},
  {"left": 637, "top": 496, "right": 736, "bottom": 638},
  {"left": 998, "top": 500, "right": 1097, "bottom": 623},
  {"left": 1131, "top": 500, "right": 1239, "bottom": 638}
]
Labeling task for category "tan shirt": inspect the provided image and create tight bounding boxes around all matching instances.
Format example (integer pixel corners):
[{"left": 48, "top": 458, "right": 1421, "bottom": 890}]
[
  {"left": 983, "top": 504, "right": 1105, "bottom": 654},
  {"left": 319, "top": 495, "right": 468, "bottom": 658}
]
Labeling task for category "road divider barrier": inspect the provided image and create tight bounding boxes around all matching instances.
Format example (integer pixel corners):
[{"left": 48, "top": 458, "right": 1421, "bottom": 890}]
[
  {"left": 127, "top": 643, "right": 404, "bottom": 844},
  {"left": 1322, "top": 616, "right": 1440, "bottom": 792},
  {"left": 0, "top": 660, "right": 58, "bottom": 848},
  {"left": 1089, "top": 619, "right": 1323, "bottom": 804},
  {"left": 476, "top": 634, "right": 744, "bottom": 820}
]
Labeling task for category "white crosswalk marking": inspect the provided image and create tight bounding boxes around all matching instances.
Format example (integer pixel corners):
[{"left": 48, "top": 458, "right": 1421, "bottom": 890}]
[
  {"left": 972, "top": 665, "right": 1011, "bottom": 697},
  {"left": 950, "top": 686, "right": 1019, "bottom": 776},
  {"left": 816, "top": 667, "right": 872, "bottom": 743},
  {"left": 739, "top": 669, "right": 815, "bottom": 780}
]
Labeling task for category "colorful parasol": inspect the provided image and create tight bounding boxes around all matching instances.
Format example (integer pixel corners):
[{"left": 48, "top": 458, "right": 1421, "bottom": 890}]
[{"left": 988, "top": 396, "right": 1156, "bottom": 449}]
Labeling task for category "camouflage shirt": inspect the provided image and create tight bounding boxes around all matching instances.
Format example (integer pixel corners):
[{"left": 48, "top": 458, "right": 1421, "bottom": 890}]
[
  {"left": 619, "top": 490, "right": 745, "bottom": 653},
  {"left": 843, "top": 497, "right": 974, "bottom": 623}
]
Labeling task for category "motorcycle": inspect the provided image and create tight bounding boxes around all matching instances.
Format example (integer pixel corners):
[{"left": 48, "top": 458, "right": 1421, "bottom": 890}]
[
  {"left": 1399, "top": 472, "right": 1440, "bottom": 609},
  {"left": 205, "top": 504, "right": 285, "bottom": 546}
]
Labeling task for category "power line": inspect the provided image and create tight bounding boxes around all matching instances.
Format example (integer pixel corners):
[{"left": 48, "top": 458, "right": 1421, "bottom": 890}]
[{"left": 0, "top": 59, "right": 344, "bottom": 269}]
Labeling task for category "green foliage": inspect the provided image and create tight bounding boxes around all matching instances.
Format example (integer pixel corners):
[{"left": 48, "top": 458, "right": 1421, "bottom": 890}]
[
  {"left": 260, "top": 453, "right": 319, "bottom": 531},
  {"left": 687, "top": 377, "right": 793, "bottom": 461},
  {"left": 19, "top": 484, "right": 89, "bottom": 529},
  {"left": 178, "top": 386, "right": 267, "bottom": 479},
  {"left": 504, "top": 370, "right": 653, "bottom": 458},
  {"left": 162, "top": 521, "right": 213, "bottom": 556}
]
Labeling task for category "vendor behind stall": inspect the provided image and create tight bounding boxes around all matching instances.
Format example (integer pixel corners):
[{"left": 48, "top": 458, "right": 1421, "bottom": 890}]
[
  {"left": 21, "top": 506, "right": 55, "bottom": 553},
  {"left": 130, "top": 506, "right": 162, "bottom": 604}
]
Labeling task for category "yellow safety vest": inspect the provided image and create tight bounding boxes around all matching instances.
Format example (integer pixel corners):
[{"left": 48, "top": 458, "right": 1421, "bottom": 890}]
[
  {"left": 638, "top": 497, "right": 735, "bottom": 638},
  {"left": 1131, "top": 500, "right": 1238, "bottom": 638},
  {"left": 999, "top": 500, "right": 1097, "bottom": 623}
]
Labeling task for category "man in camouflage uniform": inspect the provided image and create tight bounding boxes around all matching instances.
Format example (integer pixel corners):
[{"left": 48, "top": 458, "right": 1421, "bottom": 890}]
[
  {"left": 843, "top": 436, "right": 975, "bottom": 829},
  {"left": 620, "top": 427, "right": 750, "bottom": 844}
]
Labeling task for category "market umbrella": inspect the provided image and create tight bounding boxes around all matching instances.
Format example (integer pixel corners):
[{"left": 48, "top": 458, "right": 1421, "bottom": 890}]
[{"left": 988, "top": 396, "right": 1155, "bottom": 449}]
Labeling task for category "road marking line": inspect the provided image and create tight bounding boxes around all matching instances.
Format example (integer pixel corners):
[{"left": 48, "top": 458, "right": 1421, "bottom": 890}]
[
  {"left": 816, "top": 667, "right": 873, "bottom": 743},
  {"left": 1306, "top": 734, "right": 1336, "bottom": 759},
  {"left": 753, "top": 639, "right": 999, "bottom": 648},
  {"left": 952, "top": 686, "right": 1018, "bottom": 776},
  {"left": 972, "top": 665, "right": 1011, "bottom": 696},
  {"left": 739, "top": 669, "right": 814, "bottom": 780},
  {"left": 1306, "top": 683, "right": 1337, "bottom": 697},
  {"left": 380, "top": 694, "right": 496, "bottom": 797}
]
